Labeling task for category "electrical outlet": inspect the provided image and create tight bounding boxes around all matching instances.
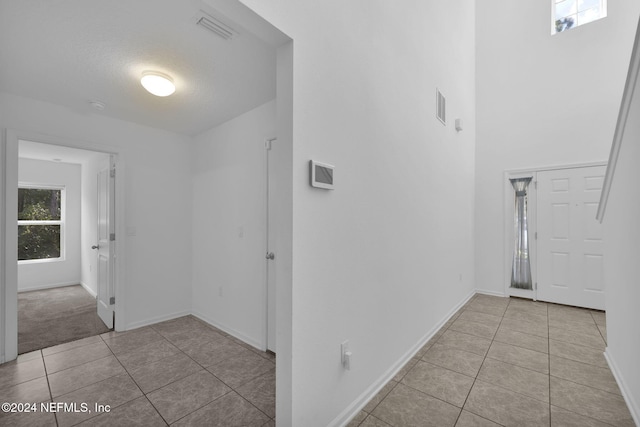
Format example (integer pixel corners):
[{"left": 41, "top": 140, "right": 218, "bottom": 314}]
[{"left": 341, "top": 340, "right": 352, "bottom": 370}]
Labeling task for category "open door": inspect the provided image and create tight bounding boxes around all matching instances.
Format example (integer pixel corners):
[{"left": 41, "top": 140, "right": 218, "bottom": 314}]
[
  {"left": 266, "top": 137, "right": 277, "bottom": 352},
  {"left": 96, "top": 159, "right": 115, "bottom": 329}
]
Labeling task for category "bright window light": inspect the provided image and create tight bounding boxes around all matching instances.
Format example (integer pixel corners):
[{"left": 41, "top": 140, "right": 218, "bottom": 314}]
[
  {"left": 18, "top": 186, "right": 65, "bottom": 262},
  {"left": 552, "top": 0, "right": 607, "bottom": 34}
]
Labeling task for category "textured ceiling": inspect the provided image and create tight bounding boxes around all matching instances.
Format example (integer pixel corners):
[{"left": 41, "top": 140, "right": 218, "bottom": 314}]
[{"left": 0, "top": 0, "right": 278, "bottom": 136}]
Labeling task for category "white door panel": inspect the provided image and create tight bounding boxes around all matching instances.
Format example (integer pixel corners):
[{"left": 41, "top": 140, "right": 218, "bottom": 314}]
[
  {"left": 537, "top": 166, "right": 606, "bottom": 310},
  {"left": 96, "top": 162, "right": 115, "bottom": 329}
]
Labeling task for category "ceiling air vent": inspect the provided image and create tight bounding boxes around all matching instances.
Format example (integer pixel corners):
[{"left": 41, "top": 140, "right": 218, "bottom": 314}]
[
  {"left": 195, "top": 11, "right": 238, "bottom": 41},
  {"left": 436, "top": 88, "right": 446, "bottom": 125}
]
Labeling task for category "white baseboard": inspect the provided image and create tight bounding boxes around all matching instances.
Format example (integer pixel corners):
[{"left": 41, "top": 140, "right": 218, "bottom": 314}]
[
  {"left": 83, "top": 306, "right": 264, "bottom": 354},
  {"left": 191, "top": 310, "right": 263, "bottom": 351},
  {"left": 124, "top": 309, "right": 192, "bottom": 331},
  {"left": 475, "top": 288, "right": 507, "bottom": 298},
  {"left": 80, "top": 282, "right": 97, "bottom": 299},
  {"left": 604, "top": 349, "right": 640, "bottom": 426},
  {"left": 18, "top": 281, "right": 80, "bottom": 293},
  {"left": 329, "top": 289, "right": 476, "bottom": 427}
]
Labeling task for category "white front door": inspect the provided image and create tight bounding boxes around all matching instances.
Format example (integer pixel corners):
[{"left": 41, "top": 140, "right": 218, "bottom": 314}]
[
  {"left": 266, "top": 138, "right": 277, "bottom": 352},
  {"left": 537, "top": 165, "right": 606, "bottom": 310},
  {"left": 96, "top": 162, "right": 115, "bottom": 328}
]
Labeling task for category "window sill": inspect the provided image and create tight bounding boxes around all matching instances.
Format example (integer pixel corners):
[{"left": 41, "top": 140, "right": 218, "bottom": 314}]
[{"left": 18, "top": 257, "right": 65, "bottom": 265}]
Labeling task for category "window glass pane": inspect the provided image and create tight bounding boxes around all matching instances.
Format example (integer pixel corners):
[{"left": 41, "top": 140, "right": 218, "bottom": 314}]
[
  {"left": 555, "top": 14, "right": 577, "bottom": 33},
  {"left": 555, "top": 0, "right": 577, "bottom": 19},
  {"left": 577, "top": 7, "right": 601, "bottom": 25},
  {"left": 18, "top": 188, "right": 61, "bottom": 220},
  {"left": 578, "top": 0, "right": 600, "bottom": 12},
  {"left": 18, "top": 225, "right": 61, "bottom": 260}
]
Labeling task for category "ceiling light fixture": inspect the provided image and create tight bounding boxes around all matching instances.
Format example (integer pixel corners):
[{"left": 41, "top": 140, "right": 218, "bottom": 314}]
[{"left": 140, "top": 71, "right": 175, "bottom": 97}]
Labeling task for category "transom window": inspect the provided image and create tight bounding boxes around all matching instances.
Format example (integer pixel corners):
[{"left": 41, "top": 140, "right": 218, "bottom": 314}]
[
  {"left": 17, "top": 185, "right": 65, "bottom": 262},
  {"left": 553, "top": 0, "right": 607, "bottom": 34}
]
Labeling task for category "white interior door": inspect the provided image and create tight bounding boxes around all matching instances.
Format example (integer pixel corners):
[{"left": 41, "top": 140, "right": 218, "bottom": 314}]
[
  {"left": 537, "top": 165, "right": 606, "bottom": 310},
  {"left": 96, "top": 162, "right": 115, "bottom": 328},
  {"left": 266, "top": 138, "right": 277, "bottom": 352}
]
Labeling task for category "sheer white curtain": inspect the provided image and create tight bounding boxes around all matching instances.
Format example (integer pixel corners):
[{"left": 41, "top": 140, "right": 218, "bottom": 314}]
[{"left": 510, "top": 177, "right": 533, "bottom": 290}]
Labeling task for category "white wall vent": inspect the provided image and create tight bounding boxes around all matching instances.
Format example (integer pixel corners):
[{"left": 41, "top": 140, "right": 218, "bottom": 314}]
[
  {"left": 436, "top": 88, "right": 446, "bottom": 125},
  {"left": 195, "top": 11, "right": 238, "bottom": 41}
]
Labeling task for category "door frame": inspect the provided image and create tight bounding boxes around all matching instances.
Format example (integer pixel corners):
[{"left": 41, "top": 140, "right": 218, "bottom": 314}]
[
  {"left": 0, "top": 128, "right": 125, "bottom": 363},
  {"left": 264, "top": 136, "right": 277, "bottom": 353},
  {"left": 503, "top": 161, "right": 607, "bottom": 301}
]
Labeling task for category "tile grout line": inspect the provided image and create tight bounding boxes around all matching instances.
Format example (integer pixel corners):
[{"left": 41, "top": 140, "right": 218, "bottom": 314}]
[
  {"left": 121, "top": 325, "right": 275, "bottom": 424},
  {"left": 591, "top": 310, "right": 608, "bottom": 345},
  {"left": 546, "top": 306, "right": 622, "bottom": 427},
  {"left": 359, "top": 298, "right": 477, "bottom": 427},
  {"left": 6, "top": 317, "right": 277, "bottom": 426},
  {"left": 106, "top": 327, "right": 236, "bottom": 425},
  {"left": 453, "top": 294, "right": 508, "bottom": 427},
  {"left": 119, "top": 325, "right": 233, "bottom": 425},
  {"left": 167, "top": 389, "right": 236, "bottom": 426},
  {"left": 118, "top": 330, "right": 227, "bottom": 424},
  {"left": 38, "top": 350, "right": 60, "bottom": 427},
  {"left": 103, "top": 331, "right": 174, "bottom": 426}
]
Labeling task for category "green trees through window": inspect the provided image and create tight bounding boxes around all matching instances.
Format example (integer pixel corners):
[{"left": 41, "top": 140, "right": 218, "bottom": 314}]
[{"left": 18, "top": 187, "right": 63, "bottom": 261}]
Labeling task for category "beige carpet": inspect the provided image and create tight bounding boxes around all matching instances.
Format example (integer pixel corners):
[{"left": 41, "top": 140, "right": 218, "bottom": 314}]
[{"left": 18, "top": 284, "right": 111, "bottom": 354}]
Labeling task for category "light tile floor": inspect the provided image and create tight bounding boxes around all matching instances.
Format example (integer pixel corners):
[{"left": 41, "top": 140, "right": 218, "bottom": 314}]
[
  {"left": 0, "top": 295, "right": 634, "bottom": 426},
  {"left": 348, "top": 294, "right": 635, "bottom": 427},
  {"left": 0, "top": 315, "right": 275, "bottom": 426}
]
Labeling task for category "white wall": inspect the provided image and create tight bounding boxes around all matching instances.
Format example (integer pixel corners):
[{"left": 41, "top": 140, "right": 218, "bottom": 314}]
[
  {"left": 80, "top": 152, "right": 111, "bottom": 296},
  {"left": 236, "top": 1, "right": 477, "bottom": 425},
  {"left": 475, "top": 0, "right": 640, "bottom": 294},
  {"left": 601, "top": 32, "right": 640, "bottom": 422},
  {"left": 17, "top": 158, "right": 81, "bottom": 291},
  {"left": 191, "top": 100, "right": 276, "bottom": 348},
  {"left": 0, "top": 91, "right": 193, "bottom": 329}
]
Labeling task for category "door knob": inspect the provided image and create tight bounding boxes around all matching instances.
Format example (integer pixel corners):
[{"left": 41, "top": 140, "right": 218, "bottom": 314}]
[
  {"left": 266, "top": 252, "right": 275, "bottom": 260},
  {"left": 91, "top": 245, "right": 100, "bottom": 250}
]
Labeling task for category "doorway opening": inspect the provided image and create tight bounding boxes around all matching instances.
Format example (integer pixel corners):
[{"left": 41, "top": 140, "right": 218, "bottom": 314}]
[
  {"left": 17, "top": 139, "right": 116, "bottom": 353},
  {"left": 0, "top": 0, "right": 294, "bottom": 421}
]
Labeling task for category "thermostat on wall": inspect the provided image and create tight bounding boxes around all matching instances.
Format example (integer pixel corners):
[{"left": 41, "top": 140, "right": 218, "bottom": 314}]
[{"left": 309, "top": 160, "right": 334, "bottom": 190}]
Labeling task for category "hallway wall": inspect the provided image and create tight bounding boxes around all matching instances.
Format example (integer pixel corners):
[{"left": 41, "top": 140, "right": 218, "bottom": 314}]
[
  {"left": 475, "top": 0, "right": 640, "bottom": 295},
  {"left": 601, "top": 21, "right": 640, "bottom": 421},
  {"left": 233, "top": 0, "right": 477, "bottom": 425},
  {"left": 191, "top": 100, "right": 276, "bottom": 348}
]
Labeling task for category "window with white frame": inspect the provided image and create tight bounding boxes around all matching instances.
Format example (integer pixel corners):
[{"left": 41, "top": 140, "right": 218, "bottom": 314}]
[
  {"left": 17, "top": 185, "right": 65, "bottom": 262},
  {"left": 553, "top": 0, "right": 607, "bottom": 34}
]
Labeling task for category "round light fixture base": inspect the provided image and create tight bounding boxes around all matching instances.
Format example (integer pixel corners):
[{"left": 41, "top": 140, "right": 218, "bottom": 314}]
[{"left": 141, "top": 71, "right": 175, "bottom": 97}]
